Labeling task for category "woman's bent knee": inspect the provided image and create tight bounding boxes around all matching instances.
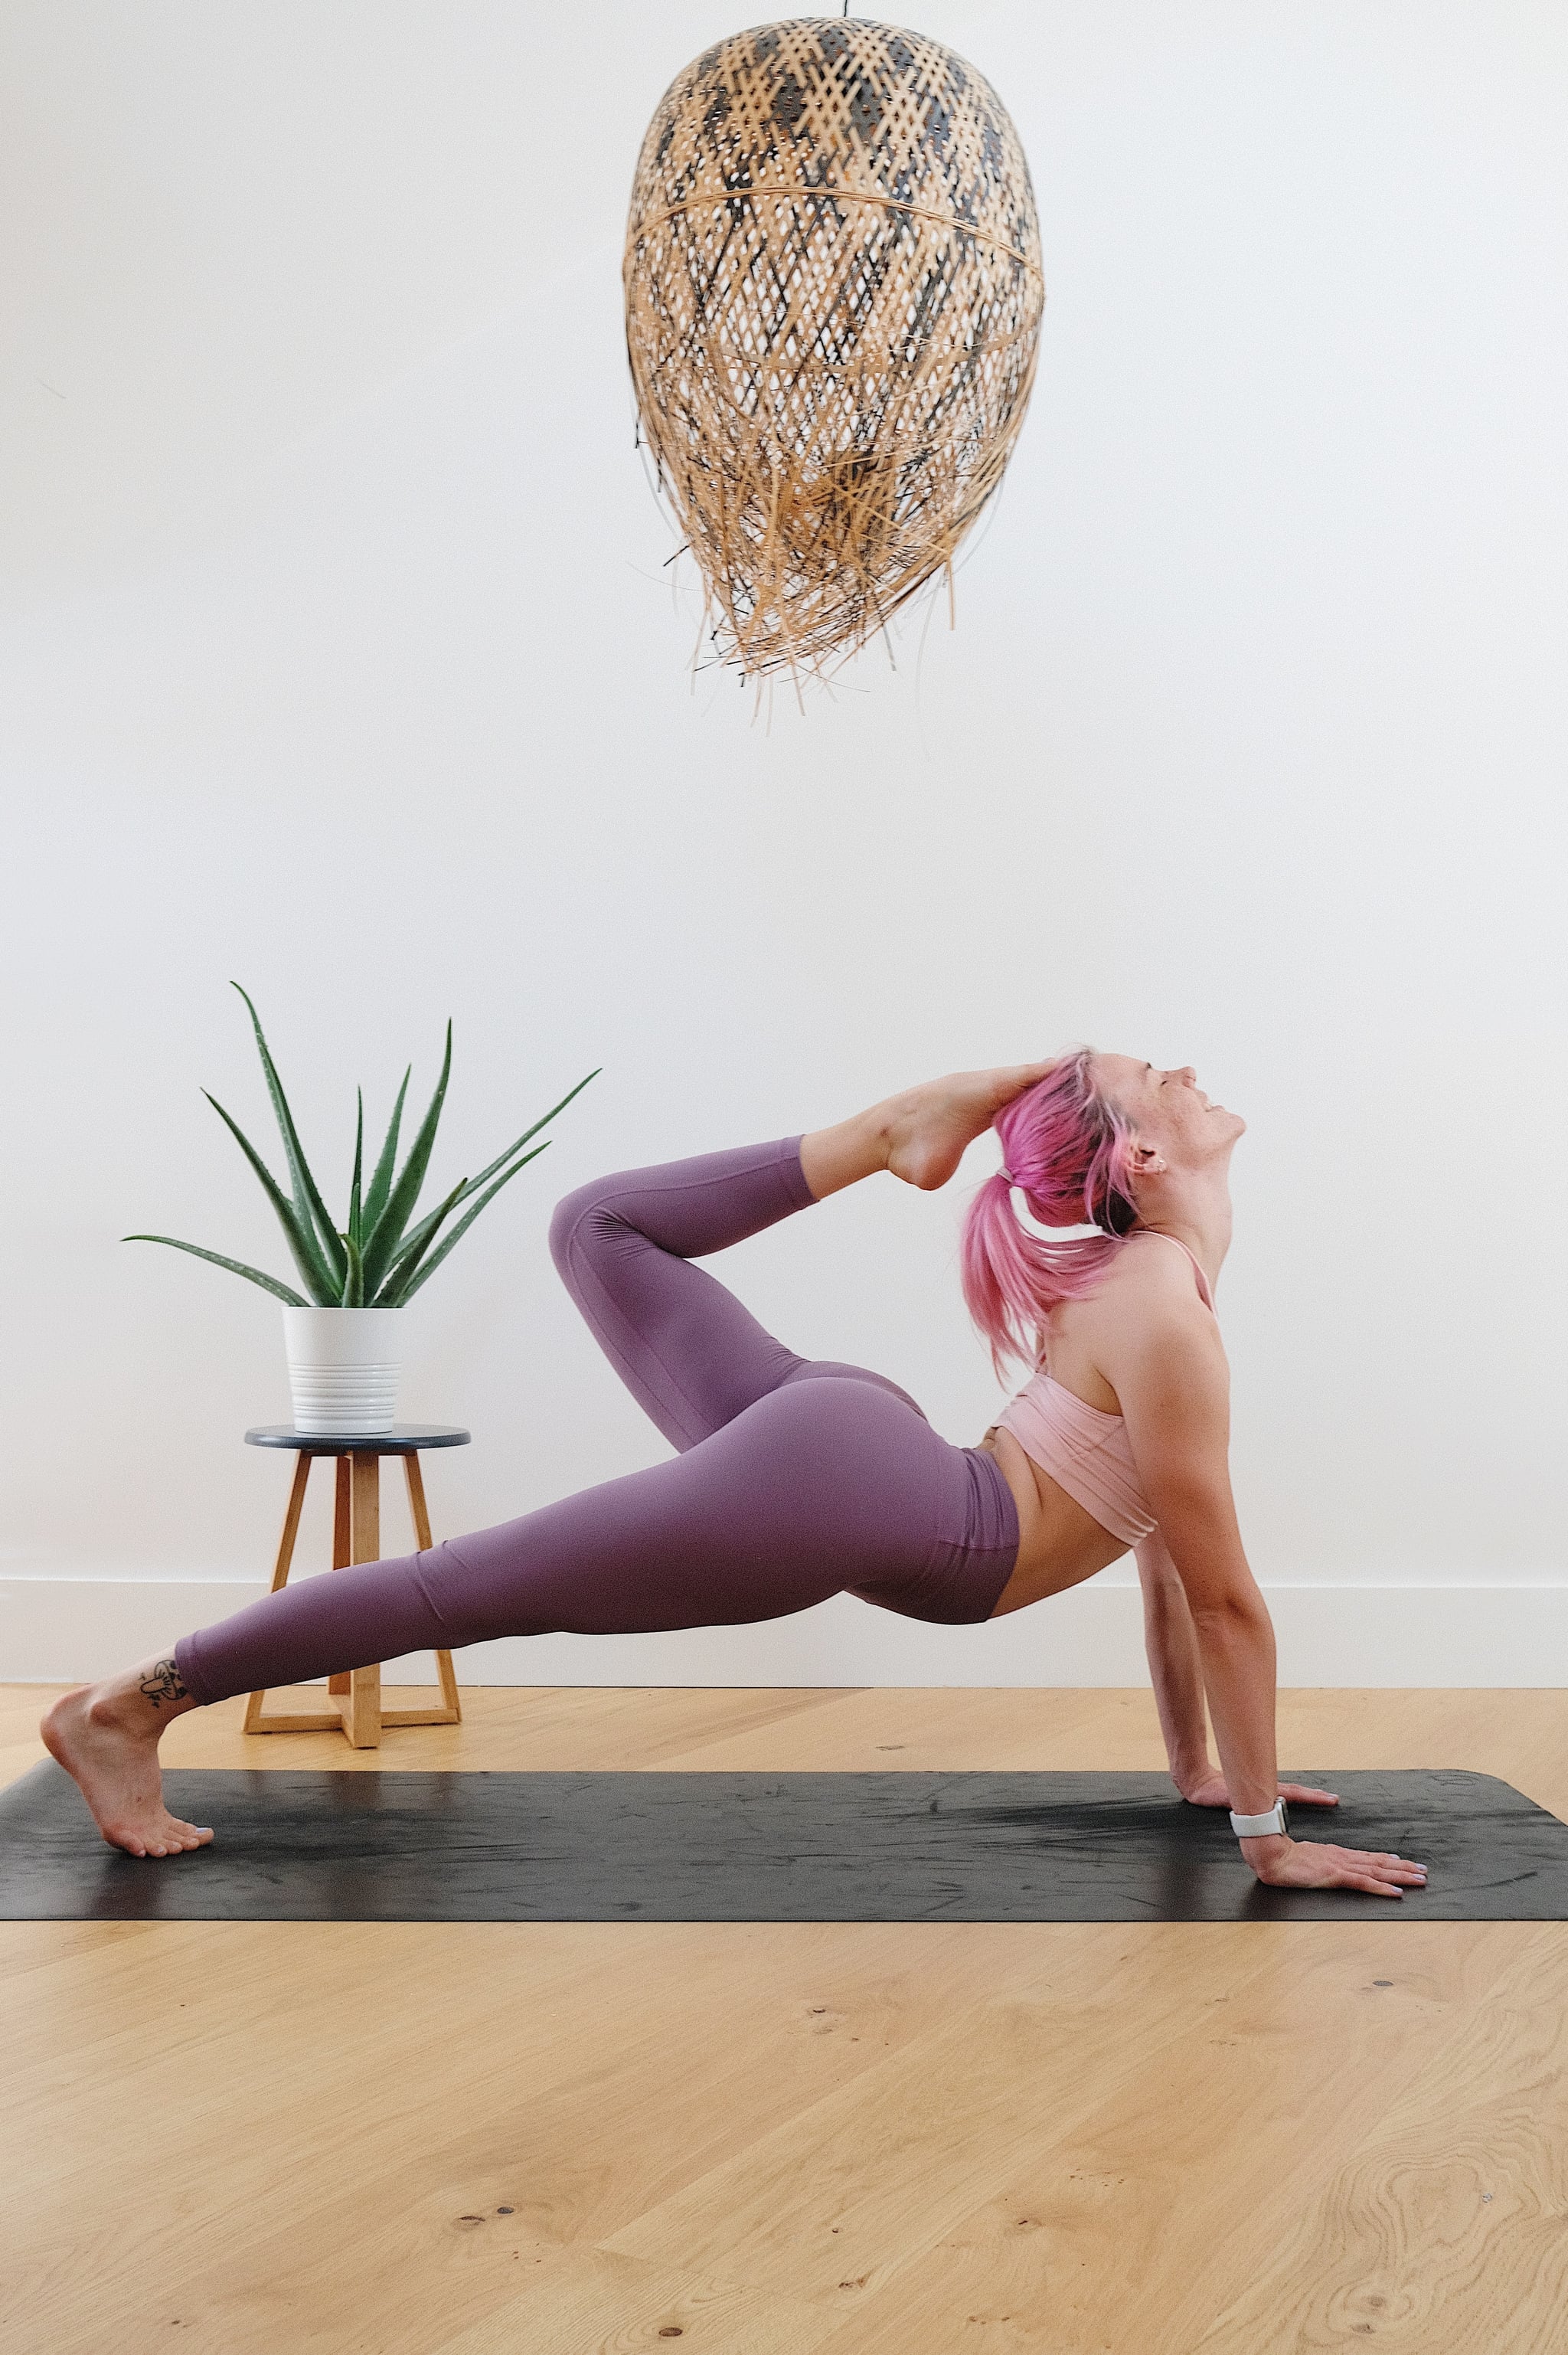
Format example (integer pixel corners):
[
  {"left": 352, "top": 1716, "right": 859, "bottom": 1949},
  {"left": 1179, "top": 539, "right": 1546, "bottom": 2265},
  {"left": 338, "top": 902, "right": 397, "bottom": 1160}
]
[{"left": 548, "top": 1182, "right": 619, "bottom": 1286}]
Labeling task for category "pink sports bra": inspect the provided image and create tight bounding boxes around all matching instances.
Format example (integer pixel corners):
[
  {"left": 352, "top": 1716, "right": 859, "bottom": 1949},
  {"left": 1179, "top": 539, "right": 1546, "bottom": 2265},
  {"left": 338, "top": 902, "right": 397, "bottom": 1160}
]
[{"left": 995, "top": 1233, "right": 1216, "bottom": 1547}]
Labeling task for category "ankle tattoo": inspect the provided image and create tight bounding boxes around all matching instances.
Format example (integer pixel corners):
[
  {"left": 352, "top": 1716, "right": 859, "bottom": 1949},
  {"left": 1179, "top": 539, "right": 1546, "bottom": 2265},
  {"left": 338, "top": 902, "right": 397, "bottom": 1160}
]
[{"left": 139, "top": 1658, "right": 188, "bottom": 1709}]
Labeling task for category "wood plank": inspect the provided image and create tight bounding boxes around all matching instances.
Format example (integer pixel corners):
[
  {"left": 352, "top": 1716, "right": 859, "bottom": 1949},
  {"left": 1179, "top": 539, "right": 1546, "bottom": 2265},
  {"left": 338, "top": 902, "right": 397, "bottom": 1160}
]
[
  {"left": 338, "top": 1453, "right": 384, "bottom": 1745},
  {"left": 1186, "top": 1921, "right": 1568, "bottom": 2355},
  {"left": 243, "top": 1451, "right": 315, "bottom": 1732},
  {"left": 402, "top": 1452, "right": 462, "bottom": 1722},
  {"left": 341, "top": 1661, "right": 381, "bottom": 1748},
  {"left": 5, "top": 1682, "right": 1566, "bottom": 1796},
  {"left": 599, "top": 1924, "right": 1393, "bottom": 2305},
  {"left": 427, "top": 2245, "right": 840, "bottom": 2355},
  {"left": 800, "top": 1924, "right": 1542, "bottom": 2352},
  {"left": 3, "top": 1922, "right": 1060, "bottom": 2353},
  {"left": 2, "top": 1686, "right": 1566, "bottom": 2354},
  {"left": 332, "top": 1453, "right": 351, "bottom": 1566},
  {"left": 5, "top": 1681, "right": 1568, "bottom": 1817},
  {"left": 403, "top": 1451, "right": 435, "bottom": 1551},
  {"left": 327, "top": 1451, "right": 352, "bottom": 1697}
]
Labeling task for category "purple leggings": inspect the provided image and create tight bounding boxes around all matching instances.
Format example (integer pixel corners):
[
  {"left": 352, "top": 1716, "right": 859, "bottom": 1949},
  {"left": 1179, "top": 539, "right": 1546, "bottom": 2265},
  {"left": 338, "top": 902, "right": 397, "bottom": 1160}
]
[{"left": 175, "top": 1139, "right": 1019, "bottom": 1706}]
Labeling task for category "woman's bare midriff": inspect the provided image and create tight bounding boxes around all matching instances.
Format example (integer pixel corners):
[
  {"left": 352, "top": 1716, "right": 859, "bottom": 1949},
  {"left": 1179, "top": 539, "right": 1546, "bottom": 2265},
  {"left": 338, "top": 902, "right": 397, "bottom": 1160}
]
[{"left": 978, "top": 1424, "right": 1129, "bottom": 1617}]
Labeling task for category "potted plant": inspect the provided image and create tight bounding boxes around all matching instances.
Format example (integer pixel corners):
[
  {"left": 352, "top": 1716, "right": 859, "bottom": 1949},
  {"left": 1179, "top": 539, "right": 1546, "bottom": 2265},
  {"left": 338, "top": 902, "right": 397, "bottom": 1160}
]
[{"left": 127, "top": 984, "right": 597, "bottom": 1435}]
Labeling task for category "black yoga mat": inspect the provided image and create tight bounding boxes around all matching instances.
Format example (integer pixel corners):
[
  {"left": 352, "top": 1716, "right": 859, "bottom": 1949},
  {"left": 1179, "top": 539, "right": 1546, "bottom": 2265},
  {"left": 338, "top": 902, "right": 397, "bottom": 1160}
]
[{"left": 2, "top": 1764, "right": 1564, "bottom": 1925}]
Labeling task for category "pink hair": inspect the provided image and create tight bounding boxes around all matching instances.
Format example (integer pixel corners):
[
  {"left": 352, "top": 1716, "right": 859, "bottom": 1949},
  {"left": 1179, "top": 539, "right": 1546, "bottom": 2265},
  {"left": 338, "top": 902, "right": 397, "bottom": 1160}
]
[{"left": 960, "top": 1048, "right": 1140, "bottom": 1378}]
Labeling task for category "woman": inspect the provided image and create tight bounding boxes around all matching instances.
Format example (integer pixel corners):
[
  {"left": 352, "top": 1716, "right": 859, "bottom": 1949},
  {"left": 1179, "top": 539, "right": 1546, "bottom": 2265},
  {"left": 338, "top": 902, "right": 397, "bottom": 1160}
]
[{"left": 44, "top": 1055, "right": 1426, "bottom": 1898}]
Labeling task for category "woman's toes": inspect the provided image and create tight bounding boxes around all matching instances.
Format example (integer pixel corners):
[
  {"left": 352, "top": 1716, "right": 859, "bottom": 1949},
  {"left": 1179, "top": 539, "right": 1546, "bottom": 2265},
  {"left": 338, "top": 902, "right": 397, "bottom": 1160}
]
[
  {"left": 95, "top": 1809, "right": 215, "bottom": 1859},
  {"left": 160, "top": 1818, "right": 213, "bottom": 1852}
]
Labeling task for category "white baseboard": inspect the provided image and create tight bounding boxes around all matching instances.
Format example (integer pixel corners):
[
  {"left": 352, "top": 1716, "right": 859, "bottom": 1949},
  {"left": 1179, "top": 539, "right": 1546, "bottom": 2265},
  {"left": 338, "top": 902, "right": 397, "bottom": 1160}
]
[{"left": 5, "top": 1575, "right": 1566, "bottom": 1688}]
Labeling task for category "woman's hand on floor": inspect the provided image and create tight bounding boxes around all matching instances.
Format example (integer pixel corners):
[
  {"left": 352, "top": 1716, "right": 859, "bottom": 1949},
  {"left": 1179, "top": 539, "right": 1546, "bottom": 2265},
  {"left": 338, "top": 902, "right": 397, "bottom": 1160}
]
[
  {"left": 1242, "top": 1835, "right": 1428, "bottom": 1896},
  {"left": 1174, "top": 1768, "right": 1340, "bottom": 1810}
]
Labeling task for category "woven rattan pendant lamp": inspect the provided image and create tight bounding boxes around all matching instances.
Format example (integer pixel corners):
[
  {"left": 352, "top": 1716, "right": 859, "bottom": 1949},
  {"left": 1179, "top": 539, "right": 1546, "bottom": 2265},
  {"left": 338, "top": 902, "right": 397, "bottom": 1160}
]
[{"left": 624, "top": 15, "right": 1044, "bottom": 681}]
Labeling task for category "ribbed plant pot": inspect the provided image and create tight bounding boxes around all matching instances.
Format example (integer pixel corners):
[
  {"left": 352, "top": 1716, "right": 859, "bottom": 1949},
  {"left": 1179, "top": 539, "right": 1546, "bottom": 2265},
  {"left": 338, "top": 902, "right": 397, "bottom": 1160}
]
[{"left": 282, "top": 1305, "right": 403, "bottom": 1437}]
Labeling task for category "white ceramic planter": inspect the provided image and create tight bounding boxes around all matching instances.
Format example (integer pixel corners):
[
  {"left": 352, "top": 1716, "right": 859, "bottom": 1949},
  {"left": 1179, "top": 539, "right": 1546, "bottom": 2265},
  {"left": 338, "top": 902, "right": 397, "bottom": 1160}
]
[{"left": 282, "top": 1305, "right": 403, "bottom": 1436}]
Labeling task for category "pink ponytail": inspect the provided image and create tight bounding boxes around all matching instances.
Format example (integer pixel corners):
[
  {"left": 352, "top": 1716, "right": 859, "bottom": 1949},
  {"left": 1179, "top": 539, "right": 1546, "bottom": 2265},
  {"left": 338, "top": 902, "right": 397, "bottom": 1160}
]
[{"left": 960, "top": 1048, "right": 1139, "bottom": 1377}]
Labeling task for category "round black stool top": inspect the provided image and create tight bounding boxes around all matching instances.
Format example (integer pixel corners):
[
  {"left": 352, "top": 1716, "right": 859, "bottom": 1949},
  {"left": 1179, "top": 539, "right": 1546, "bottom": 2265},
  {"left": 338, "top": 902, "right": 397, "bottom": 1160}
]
[{"left": 245, "top": 1424, "right": 471, "bottom": 1454}]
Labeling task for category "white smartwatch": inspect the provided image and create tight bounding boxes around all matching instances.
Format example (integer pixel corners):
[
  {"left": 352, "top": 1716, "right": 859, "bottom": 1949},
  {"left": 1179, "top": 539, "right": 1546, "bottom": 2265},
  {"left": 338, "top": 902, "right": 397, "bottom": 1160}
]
[{"left": 1229, "top": 1799, "right": 1289, "bottom": 1839}]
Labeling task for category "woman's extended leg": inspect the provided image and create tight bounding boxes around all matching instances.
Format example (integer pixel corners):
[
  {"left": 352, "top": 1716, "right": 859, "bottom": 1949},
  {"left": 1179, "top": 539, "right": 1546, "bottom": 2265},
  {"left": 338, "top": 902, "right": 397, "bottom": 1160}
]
[
  {"left": 44, "top": 1375, "right": 1017, "bottom": 1853},
  {"left": 168, "top": 1377, "right": 1014, "bottom": 1698}
]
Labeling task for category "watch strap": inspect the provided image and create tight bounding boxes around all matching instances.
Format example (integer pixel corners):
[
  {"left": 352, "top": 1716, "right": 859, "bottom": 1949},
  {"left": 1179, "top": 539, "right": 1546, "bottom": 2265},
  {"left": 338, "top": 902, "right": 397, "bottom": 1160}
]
[{"left": 1229, "top": 1799, "right": 1289, "bottom": 1839}]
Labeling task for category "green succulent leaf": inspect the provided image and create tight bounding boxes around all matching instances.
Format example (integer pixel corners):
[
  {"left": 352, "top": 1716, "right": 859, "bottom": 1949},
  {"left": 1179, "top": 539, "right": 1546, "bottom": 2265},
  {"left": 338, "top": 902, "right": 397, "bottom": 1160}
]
[
  {"left": 372, "top": 1066, "right": 603, "bottom": 1277},
  {"left": 390, "top": 1142, "right": 551, "bottom": 1305},
  {"left": 201, "top": 1091, "right": 341, "bottom": 1303},
  {"left": 454, "top": 1067, "right": 600, "bottom": 1202},
  {"left": 362, "top": 1066, "right": 410, "bottom": 1234},
  {"left": 360, "top": 1022, "right": 453, "bottom": 1295},
  {"left": 141, "top": 1014, "right": 597, "bottom": 1317},
  {"left": 230, "top": 983, "right": 348, "bottom": 1294},
  {"left": 370, "top": 1173, "right": 469, "bottom": 1307},
  {"left": 123, "top": 1235, "right": 309, "bottom": 1307},
  {"left": 348, "top": 1090, "right": 364, "bottom": 1253}
]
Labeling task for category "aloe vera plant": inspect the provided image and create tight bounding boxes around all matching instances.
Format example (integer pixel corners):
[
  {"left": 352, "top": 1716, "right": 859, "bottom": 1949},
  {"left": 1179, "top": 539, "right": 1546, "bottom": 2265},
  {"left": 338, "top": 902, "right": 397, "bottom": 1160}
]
[{"left": 126, "top": 985, "right": 598, "bottom": 1307}]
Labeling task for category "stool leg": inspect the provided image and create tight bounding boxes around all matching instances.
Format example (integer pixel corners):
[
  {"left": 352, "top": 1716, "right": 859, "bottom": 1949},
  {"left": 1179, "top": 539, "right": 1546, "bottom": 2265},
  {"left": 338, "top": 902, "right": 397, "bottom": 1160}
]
[
  {"left": 403, "top": 1453, "right": 433, "bottom": 1552},
  {"left": 327, "top": 1456, "right": 352, "bottom": 1696},
  {"left": 243, "top": 1454, "right": 314, "bottom": 1733},
  {"left": 341, "top": 1452, "right": 382, "bottom": 1749},
  {"left": 404, "top": 1453, "right": 462, "bottom": 1723}
]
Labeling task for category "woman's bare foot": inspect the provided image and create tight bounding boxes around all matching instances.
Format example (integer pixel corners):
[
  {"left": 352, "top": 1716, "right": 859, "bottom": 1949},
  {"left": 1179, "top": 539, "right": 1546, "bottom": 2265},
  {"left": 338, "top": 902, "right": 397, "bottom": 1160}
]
[
  {"left": 884, "top": 1064, "right": 1052, "bottom": 1192},
  {"left": 801, "top": 1063, "right": 1054, "bottom": 1202},
  {"left": 41, "top": 1660, "right": 213, "bottom": 1859}
]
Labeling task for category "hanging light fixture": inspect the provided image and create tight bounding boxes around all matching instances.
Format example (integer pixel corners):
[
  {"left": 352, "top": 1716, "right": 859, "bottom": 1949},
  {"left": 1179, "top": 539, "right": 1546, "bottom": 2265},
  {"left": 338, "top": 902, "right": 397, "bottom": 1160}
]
[{"left": 623, "top": 16, "right": 1044, "bottom": 680}]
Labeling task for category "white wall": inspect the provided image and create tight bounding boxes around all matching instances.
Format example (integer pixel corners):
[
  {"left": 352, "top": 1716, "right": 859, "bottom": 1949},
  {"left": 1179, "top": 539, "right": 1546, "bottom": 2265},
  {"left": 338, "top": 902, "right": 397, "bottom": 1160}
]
[{"left": 3, "top": 2, "right": 1565, "bottom": 1686}]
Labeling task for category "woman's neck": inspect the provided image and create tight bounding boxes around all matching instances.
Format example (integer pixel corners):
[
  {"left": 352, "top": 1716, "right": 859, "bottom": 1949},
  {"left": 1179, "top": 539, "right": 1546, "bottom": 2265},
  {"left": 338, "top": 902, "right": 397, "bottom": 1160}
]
[{"left": 1132, "top": 1171, "right": 1233, "bottom": 1290}]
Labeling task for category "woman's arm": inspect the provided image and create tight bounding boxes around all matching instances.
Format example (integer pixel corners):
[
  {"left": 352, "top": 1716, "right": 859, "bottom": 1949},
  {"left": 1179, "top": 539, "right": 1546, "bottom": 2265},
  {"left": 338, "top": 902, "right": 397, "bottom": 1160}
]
[
  {"left": 1110, "top": 1296, "right": 1424, "bottom": 1896},
  {"left": 1138, "top": 1529, "right": 1342, "bottom": 1815},
  {"left": 1130, "top": 1526, "right": 1337, "bottom": 1817},
  {"left": 1109, "top": 1290, "right": 1278, "bottom": 1823},
  {"left": 1134, "top": 1532, "right": 1212, "bottom": 1793}
]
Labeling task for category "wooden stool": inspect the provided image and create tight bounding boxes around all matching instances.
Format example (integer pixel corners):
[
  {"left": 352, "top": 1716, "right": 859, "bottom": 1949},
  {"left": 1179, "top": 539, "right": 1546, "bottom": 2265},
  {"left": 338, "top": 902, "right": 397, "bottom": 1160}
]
[{"left": 240, "top": 1423, "right": 471, "bottom": 1750}]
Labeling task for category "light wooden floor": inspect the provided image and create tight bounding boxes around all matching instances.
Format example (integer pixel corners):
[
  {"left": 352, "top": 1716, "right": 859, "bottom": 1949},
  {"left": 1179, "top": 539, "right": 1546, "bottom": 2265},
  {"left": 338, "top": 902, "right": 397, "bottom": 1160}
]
[{"left": 4, "top": 1683, "right": 1566, "bottom": 2355}]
